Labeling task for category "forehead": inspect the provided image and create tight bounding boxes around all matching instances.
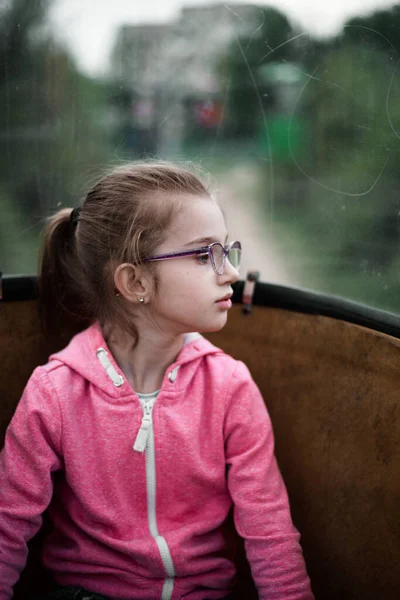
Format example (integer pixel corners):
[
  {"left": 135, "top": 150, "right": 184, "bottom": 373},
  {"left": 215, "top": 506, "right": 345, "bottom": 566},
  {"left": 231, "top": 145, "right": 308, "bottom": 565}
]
[{"left": 163, "top": 195, "right": 227, "bottom": 248}]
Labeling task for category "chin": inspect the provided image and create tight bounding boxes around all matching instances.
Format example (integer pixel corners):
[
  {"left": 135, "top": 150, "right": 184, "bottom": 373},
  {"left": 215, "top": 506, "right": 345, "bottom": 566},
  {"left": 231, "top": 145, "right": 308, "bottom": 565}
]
[{"left": 200, "top": 315, "right": 229, "bottom": 333}]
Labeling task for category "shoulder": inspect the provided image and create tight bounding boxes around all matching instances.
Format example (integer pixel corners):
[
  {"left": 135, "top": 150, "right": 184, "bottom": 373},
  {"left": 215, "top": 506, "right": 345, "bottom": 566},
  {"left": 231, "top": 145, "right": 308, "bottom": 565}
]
[
  {"left": 201, "top": 346, "right": 265, "bottom": 411},
  {"left": 25, "top": 359, "right": 78, "bottom": 411},
  {"left": 199, "top": 337, "right": 250, "bottom": 374},
  {"left": 40, "top": 357, "right": 76, "bottom": 386},
  {"left": 202, "top": 345, "right": 255, "bottom": 389},
  {"left": 11, "top": 364, "right": 64, "bottom": 432}
]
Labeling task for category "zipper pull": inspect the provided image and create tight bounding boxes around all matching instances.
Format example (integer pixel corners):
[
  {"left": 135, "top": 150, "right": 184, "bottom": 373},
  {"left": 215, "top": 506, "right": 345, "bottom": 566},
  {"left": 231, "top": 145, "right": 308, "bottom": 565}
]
[{"left": 133, "top": 404, "right": 152, "bottom": 453}]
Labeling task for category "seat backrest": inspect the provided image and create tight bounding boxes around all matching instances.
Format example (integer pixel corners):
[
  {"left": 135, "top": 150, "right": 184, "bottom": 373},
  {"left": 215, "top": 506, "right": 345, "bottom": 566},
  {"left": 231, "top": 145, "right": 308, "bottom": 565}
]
[
  {"left": 207, "top": 304, "right": 400, "bottom": 600},
  {"left": 1, "top": 298, "right": 400, "bottom": 599}
]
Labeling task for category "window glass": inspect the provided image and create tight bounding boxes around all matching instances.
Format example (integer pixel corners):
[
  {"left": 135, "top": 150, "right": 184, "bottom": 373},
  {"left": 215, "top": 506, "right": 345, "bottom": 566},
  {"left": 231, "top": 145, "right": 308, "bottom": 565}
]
[{"left": 1, "top": 0, "right": 400, "bottom": 312}]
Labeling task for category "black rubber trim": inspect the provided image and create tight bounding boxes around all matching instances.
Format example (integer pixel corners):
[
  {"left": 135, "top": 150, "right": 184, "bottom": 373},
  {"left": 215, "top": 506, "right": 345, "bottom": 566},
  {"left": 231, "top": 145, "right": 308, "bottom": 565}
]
[
  {"left": 232, "top": 281, "right": 400, "bottom": 339},
  {"left": 1, "top": 275, "right": 37, "bottom": 302},
  {"left": 2, "top": 275, "right": 400, "bottom": 339}
]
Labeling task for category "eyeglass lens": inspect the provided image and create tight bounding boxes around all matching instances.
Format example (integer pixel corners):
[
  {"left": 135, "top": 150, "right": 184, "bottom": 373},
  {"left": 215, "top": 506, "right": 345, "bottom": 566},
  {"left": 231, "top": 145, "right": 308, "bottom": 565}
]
[
  {"left": 211, "top": 244, "right": 241, "bottom": 273},
  {"left": 228, "top": 244, "right": 241, "bottom": 269}
]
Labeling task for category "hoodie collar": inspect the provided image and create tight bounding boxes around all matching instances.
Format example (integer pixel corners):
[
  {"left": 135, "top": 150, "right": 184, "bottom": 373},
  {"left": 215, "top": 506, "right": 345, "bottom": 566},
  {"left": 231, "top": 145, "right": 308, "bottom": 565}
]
[{"left": 50, "top": 322, "right": 221, "bottom": 399}]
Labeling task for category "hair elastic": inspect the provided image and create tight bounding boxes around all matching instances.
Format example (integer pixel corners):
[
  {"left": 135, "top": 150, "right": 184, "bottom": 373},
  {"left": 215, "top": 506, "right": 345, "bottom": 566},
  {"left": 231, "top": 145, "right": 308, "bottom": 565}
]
[{"left": 70, "top": 207, "right": 81, "bottom": 226}]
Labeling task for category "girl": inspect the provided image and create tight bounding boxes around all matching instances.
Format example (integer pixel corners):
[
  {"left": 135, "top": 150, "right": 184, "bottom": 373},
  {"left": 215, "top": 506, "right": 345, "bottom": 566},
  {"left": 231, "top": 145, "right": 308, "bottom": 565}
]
[{"left": 0, "top": 162, "right": 314, "bottom": 600}]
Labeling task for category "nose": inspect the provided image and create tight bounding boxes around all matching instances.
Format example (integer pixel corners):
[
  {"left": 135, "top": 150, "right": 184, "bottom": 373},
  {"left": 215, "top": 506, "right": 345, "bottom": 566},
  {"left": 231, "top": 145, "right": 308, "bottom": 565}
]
[{"left": 218, "top": 257, "right": 240, "bottom": 285}]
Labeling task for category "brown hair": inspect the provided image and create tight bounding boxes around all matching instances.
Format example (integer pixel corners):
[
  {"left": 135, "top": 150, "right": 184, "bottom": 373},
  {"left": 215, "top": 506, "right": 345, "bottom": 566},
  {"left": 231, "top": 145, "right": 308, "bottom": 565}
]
[{"left": 38, "top": 161, "right": 211, "bottom": 342}]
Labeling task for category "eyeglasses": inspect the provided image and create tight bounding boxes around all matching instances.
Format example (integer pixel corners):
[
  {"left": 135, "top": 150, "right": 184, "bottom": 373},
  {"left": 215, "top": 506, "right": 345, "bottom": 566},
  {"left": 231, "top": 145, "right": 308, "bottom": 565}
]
[{"left": 143, "top": 241, "right": 241, "bottom": 275}]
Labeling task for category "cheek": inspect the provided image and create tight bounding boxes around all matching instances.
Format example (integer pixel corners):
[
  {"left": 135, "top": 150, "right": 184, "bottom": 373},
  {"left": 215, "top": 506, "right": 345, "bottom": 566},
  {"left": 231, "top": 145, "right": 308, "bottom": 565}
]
[
  {"left": 152, "top": 266, "right": 190, "bottom": 303},
  {"left": 152, "top": 261, "right": 213, "bottom": 312},
  {"left": 157, "top": 262, "right": 199, "bottom": 288}
]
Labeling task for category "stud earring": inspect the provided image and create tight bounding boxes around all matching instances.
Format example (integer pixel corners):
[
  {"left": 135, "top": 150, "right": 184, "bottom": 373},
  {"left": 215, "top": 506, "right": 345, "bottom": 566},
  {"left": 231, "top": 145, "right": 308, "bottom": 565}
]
[{"left": 139, "top": 297, "right": 145, "bottom": 304}]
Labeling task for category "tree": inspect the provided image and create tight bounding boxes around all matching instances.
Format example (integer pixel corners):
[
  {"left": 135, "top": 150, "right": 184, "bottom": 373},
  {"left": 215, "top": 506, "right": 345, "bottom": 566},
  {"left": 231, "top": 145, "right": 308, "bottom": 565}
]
[
  {"left": 0, "top": 0, "right": 116, "bottom": 273},
  {"left": 218, "top": 6, "right": 299, "bottom": 137}
]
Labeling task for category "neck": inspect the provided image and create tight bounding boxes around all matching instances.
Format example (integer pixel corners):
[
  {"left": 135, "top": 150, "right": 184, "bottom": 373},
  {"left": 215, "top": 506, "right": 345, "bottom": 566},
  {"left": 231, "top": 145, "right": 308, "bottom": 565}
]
[{"left": 103, "top": 324, "right": 185, "bottom": 394}]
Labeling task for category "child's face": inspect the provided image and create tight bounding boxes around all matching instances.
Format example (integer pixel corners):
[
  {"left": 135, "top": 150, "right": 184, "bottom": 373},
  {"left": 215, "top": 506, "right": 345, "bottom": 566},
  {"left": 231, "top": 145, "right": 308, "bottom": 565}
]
[{"left": 149, "top": 195, "right": 239, "bottom": 335}]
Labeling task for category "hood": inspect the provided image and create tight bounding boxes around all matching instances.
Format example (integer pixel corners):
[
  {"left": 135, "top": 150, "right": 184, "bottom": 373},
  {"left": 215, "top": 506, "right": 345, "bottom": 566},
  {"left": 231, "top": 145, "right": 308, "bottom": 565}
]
[{"left": 50, "top": 322, "right": 222, "bottom": 399}]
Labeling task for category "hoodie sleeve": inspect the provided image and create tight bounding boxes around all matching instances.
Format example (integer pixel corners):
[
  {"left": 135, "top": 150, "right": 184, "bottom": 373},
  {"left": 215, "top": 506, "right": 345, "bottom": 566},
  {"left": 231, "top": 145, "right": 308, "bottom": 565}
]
[
  {"left": 224, "top": 360, "right": 314, "bottom": 600},
  {"left": 0, "top": 367, "right": 63, "bottom": 599}
]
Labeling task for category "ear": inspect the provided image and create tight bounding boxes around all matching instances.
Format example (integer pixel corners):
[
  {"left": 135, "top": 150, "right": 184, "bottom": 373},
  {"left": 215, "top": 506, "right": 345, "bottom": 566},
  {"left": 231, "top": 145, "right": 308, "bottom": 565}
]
[{"left": 114, "top": 263, "right": 152, "bottom": 304}]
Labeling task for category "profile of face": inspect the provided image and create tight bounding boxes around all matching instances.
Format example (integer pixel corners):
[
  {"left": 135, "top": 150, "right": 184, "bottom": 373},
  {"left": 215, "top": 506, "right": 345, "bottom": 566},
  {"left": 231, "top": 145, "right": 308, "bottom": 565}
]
[{"left": 147, "top": 195, "right": 240, "bottom": 335}]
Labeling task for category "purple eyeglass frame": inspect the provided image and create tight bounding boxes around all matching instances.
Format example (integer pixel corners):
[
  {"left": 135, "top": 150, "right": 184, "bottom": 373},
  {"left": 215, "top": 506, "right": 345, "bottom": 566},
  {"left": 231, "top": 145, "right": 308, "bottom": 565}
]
[{"left": 143, "top": 241, "right": 241, "bottom": 275}]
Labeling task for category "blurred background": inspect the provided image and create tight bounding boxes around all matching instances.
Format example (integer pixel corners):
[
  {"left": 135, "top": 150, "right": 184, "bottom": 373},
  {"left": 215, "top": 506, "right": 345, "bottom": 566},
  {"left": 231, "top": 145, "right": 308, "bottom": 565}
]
[{"left": 2, "top": 0, "right": 400, "bottom": 312}]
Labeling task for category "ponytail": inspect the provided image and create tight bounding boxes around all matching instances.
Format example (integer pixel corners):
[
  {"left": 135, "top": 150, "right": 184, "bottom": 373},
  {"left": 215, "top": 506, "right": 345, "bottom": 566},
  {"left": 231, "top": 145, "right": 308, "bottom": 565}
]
[{"left": 38, "top": 208, "right": 91, "bottom": 342}]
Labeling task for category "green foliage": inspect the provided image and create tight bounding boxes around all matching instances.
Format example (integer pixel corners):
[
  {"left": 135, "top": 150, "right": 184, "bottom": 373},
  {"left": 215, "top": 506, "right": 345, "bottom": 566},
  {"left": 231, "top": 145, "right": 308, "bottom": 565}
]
[
  {"left": 0, "top": 0, "right": 120, "bottom": 273},
  {"left": 292, "top": 26, "right": 400, "bottom": 275},
  {"left": 216, "top": 3, "right": 400, "bottom": 311},
  {"left": 218, "top": 6, "right": 298, "bottom": 136}
]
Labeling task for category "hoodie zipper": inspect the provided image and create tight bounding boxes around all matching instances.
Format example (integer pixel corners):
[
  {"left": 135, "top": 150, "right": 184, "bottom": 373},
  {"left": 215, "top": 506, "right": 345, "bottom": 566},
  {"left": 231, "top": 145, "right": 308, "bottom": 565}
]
[
  {"left": 96, "top": 346, "right": 185, "bottom": 599},
  {"left": 134, "top": 394, "right": 176, "bottom": 600},
  {"left": 133, "top": 401, "right": 152, "bottom": 452}
]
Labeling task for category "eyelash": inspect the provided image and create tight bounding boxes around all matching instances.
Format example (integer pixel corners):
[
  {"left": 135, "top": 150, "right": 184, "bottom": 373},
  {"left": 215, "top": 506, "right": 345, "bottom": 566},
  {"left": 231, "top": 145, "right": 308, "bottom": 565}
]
[{"left": 196, "top": 253, "right": 210, "bottom": 264}]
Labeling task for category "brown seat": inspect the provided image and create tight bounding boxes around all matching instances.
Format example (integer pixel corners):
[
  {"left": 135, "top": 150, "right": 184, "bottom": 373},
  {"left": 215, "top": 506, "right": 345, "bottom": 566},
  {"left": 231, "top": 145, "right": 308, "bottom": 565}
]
[{"left": 1, "top": 299, "right": 400, "bottom": 599}]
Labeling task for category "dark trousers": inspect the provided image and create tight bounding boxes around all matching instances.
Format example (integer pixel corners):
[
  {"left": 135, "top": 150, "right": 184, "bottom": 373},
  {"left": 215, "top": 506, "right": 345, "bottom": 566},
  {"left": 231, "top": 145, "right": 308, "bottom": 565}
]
[
  {"left": 34, "top": 588, "right": 108, "bottom": 600},
  {"left": 35, "top": 586, "right": 234, "bottom": 600}
]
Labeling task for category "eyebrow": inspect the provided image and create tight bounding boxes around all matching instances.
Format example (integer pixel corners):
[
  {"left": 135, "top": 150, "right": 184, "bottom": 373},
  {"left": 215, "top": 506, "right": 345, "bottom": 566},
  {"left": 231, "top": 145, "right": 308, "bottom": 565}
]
[{"left": 184, "top": 234, "right": 229, "bottom": 247}]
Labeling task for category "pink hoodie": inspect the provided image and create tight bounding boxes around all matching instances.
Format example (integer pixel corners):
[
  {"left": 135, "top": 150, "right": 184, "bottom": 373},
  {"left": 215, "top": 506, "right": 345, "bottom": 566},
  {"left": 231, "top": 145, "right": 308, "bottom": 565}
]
[{"left": 0, "top": 323, "right": 314, "bottom": 600}]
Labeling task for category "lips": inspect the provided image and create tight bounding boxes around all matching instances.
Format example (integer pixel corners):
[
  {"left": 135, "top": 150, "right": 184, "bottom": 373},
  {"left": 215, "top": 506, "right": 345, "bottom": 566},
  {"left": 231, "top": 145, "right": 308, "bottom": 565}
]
[{"left": 216, "top": 293, "right": 233, "bottom": 303}]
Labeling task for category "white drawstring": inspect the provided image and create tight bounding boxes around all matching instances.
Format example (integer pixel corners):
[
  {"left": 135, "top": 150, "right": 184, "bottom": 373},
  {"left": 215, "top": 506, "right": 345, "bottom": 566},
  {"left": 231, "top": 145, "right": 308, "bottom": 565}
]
[{"left": 168, "top": 366, "right": 180, "bottom": 383}]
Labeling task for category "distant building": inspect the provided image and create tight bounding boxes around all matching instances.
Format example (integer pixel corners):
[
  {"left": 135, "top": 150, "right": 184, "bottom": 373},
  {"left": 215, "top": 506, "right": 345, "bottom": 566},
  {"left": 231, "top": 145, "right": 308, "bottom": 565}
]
[
  {"left": 112, "top": 3, "right": 262, "bottom": 95},
  {"left": 110, "top": 3, "right": 294, "bottom": 153},
  {"left": 112, "top": 24, "right": 172, "bottom": 94}
]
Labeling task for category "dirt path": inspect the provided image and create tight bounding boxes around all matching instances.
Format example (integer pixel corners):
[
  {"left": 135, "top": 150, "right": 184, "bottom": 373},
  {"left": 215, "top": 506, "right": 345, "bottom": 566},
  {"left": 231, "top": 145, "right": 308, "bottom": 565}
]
[{"left": 216, "top": 164, "right": 294, "bottom": 285}]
